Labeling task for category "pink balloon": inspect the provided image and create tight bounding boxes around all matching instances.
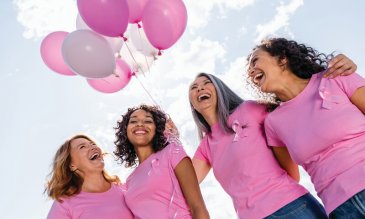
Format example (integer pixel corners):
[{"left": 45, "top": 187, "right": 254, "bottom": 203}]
[
  {"left": 77, "top": 0, "right": 129, "bottom": 37},
  {"left": 126, "top": 0, "right": 149, "bottom": 23},
  {"left": 87, "top": 58, "right": 132, "bottom": 93},
  {"left": 76, "top": 14, "right": 124, "bottom": 54},
  {"left": 142, "top": 0, "right": 187, "bottom": 50},
  {"left": 40, "top": 31, "right": 76, "bottom": 76},
  {"left": 62, "top": 30, "right": 116, "bottom": 79}
]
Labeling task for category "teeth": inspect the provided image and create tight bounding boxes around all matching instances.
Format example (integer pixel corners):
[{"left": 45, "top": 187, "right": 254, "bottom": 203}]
[
  {"left": 134, "top": 130, "right": 146, "bottom": 134},
  {"left": 90, "top": 153, "right": 99, "bottom": 160},
  {"left": 253, "top": 72, "right": 264, "bottom": 85}
]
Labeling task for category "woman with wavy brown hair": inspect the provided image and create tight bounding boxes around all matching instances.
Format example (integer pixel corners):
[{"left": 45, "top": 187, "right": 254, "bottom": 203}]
[
  {"left": 46, "top": 134, "right": 133, "bottom": 219},
  {"left": 114, "top": 104, "right": 209, "bottom": 219}
]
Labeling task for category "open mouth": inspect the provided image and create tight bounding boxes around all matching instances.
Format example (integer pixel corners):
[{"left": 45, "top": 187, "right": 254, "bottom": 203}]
[
  {"left": 198, "top": 94, "right": 211, "bottom": 102},
  {"left": 253, "top": 72, "right": 264, "bottom": 86},
  {"left": 89, "top": 152, "right": 100, "bottom": 160}
]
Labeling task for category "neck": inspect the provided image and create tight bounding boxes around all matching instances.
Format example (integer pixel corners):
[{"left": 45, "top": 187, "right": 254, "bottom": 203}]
[
  {"left": 274, "top": 72, "right": 310, "bottom": 102},
  {"left": 200, "top": 109, "right": 218, "bottom": 127},
  {"left": 135, "top": 145, "right": 154, "bottom": 164},
  {"left": 81, "top": 173, "right": 111, "bottom": 193}
]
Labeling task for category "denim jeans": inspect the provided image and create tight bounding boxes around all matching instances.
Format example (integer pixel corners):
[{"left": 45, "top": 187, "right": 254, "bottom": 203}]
[
  {"left": 264, "top": 193, "right": 328, "bottom": 219},
  {"left": 329, "top": 189, "right": 365, "bottom": 219}
]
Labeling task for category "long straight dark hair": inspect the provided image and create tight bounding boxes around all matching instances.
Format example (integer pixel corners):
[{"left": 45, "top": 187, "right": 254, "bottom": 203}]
[{"left": 190, "top": 73, "right": 244, "bottom": 139}]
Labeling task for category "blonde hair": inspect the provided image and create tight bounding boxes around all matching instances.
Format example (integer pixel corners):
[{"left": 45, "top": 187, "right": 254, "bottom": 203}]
[{"left": 45, "top": 134, "right": 120, "bottom": 201}]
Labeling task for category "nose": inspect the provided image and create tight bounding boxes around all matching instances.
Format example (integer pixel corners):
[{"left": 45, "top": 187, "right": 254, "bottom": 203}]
[
  {"left": 248, "top": 66, "right": 256, "bottom": 77},
  {"left": 197, "top": 84, "right": 205, "bottom": 92}
]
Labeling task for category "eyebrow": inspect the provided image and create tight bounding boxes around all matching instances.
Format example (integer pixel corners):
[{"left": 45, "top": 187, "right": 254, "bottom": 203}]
[
  {"left": 76, "top": 142, "right": 86, "bottom": 148},
  {"left": 130, "top": 115, "right": 153, "bottom": 119},
  {"left": 191, "top": 79, "right": 211, "bottom": 87}
]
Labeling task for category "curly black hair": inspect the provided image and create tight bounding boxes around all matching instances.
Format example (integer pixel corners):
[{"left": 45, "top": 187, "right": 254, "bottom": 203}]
[
  {"left": 248, "top": 37, "right": 333, "bottom": 79},
  {"left": 246, "top": 37, "right": 334, "bottom": 108},
  {"left": 114, "top": 105, "right": 168, "bottom": 168}
]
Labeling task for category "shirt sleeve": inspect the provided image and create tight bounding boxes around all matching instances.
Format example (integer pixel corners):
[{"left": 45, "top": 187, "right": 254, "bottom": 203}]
[
  {"left": 264, "top": 116, "right": 285, "bottom": 147},
  {"left": 193, "top": 137, "right": 211, "bottom": 165},
  {"left": 335, "top": 72, "right": 365, "bottom": 97},
  {"left": 168, "top": 142, "right": 189, "bottom": 169},
  {"left": 47, "top": 200, "right": 71, "bottom": 219}
]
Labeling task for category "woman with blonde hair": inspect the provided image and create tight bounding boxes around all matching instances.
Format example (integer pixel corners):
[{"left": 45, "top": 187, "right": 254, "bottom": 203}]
[{"left": 46, "top": 134, "right": 133, "bottom": 219}]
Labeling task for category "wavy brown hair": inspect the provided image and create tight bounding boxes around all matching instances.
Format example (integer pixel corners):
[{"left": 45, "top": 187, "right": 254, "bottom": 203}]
[
  {"left": 114, "top": 105, "right": 168, "bottom": 167},
  {"left": 45, "top": 134, "right": 120, "bottom": 202}
]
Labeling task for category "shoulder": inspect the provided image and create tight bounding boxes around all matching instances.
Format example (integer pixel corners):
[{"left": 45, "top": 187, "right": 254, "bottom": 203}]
[
  {"left": 234, "top": 100, "right": 268, "bottom": 121},
  {"left": 47, "top": 198, "right": 72, "bottom": 218}
]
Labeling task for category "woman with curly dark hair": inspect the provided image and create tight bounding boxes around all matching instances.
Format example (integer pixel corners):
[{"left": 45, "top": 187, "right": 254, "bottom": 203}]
[
  {"left": 247, "top": 37, "right": 365, "bottom": 218},
  {"left": 46, "top": 134, "right": 133, "bottom": 219},
  {"left": 114, "top": 104, "right": 209, "bottom": 219}
]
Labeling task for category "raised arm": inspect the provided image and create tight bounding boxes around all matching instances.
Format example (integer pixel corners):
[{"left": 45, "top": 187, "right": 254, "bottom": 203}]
[
  {"left": 175, "top": 158, "right": 210, "bottom": 219},
  {"left": 272, "top": 146, "right": 300, "bottom": 182}
]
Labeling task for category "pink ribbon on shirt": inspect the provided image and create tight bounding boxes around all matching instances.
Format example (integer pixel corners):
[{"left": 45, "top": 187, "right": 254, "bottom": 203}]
[
  {"left": 147, "top": 158, "right": 160, "bottom": 176},
  {"left": 319, "top": 77, "right": 342, "bottom": 110},
  {"left": 232, "top": 119, "right": 248, "bottom": 142}
]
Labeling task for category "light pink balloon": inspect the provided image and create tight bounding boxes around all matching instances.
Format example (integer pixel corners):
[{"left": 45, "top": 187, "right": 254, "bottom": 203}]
[
  {"left": 40, "top": 31, "right": 76, "bottom": 76},
  {"left": 77, "top": 0, "right": 129, "bottom": 37},
  {"left": 126, "top": 0, "right": 149, "bottom": 23},
  {"left": 87, "top": 58, "right": 132, "bottom": 93},
  {"left": 62, "top": 30, "right": 116, "bottom": 79},
  {"left": 142, "top": 0, "right": 187, "bottom": 50}
]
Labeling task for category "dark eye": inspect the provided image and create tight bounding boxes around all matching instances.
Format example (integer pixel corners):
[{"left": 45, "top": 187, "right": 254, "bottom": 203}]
[
  {"left": 190, "top": 85, "right": 197, "bottom": 90},
  {"left": 144, "top": 119, "right": 154, "bottom": 124}
]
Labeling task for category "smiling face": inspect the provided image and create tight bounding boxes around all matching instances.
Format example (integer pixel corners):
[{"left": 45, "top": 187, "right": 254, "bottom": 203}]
[
  {"left": 189, "top": 76, "right": 218, "bottom": 114},
  {"left": 248, "top": 49, "right": 286, "bottom": 93},
  {"left": 69, "top": 137, "right": 104, "bottom": 175},
  {"left": 127, "top": 109, "right": 156, "bottom": 149}
]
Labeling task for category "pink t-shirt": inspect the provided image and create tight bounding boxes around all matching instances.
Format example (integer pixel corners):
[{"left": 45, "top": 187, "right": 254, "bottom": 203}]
[
  {"left": 124, "top": 142, "right": 191, "bottom": 219},
  {"left": 47, "top": 183, "right": 134, "bottom": 219},
  {"left": 194, "top": 101, "right": 308, "bottom": 219},
  {"left": 265, "top": 72, "right": 365, "bottom": 214}
]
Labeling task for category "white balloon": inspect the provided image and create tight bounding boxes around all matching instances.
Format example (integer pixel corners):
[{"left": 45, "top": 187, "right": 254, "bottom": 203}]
[
  {"left": 120, "top": 40, "right": 155, "bottom": 74},
  {"left": 62, "top": 30, "right": 116, "bottom": 79},
  {"left": 76, "top": 14, "right": 123, "bottom": 54},
  {"left": 128, "top": 24, "right": 158, "bottom": 57}
]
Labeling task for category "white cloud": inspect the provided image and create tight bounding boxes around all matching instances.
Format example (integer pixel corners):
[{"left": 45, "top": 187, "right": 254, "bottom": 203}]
[
  {"left": 13, "top": 0, "right": 77, "bottom": 39},
  {"left": 254, "top": 0, "right": 303, "bottom": 43},
  {"left": 184, "top": 0, "right": 255, "bottom": 30}
]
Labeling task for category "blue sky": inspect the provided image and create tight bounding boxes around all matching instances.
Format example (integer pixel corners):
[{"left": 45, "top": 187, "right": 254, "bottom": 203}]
[{"left": 1, "top": 0, "right": 365, "bottom": 218}]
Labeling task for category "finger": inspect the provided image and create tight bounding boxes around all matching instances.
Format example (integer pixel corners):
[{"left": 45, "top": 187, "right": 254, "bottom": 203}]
[
  {"left": 330, "top": 64, "right": 350, "bottom": 78},
  {"left": 326, "top": 59, "right": 351, "bottom": 78},
  {"left": 328, "top": 54, "right": 344, "bottom": 68}
]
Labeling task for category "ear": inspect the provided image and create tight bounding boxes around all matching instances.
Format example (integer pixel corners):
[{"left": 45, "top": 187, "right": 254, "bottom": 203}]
[
  {"left": 279, "top": 57, "right": 288, "bottom": 70},
  {"left": 69, "top": 164, "right": 77, "bottom": 172}
]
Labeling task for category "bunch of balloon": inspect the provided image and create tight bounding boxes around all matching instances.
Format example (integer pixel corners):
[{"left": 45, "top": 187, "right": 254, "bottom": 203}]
[{"left": 40, "top": 0, "right": 187, "bottom": 94}]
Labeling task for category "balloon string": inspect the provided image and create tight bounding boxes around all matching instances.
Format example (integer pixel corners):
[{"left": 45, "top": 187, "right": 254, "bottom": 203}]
[
  {"left": 137, "top": 27, "right": 151, "bottom": 74},
  {"left": 133, "top": 73, "right": 160, "bottom": 106},
  {"left": 124, "top": 41, "right": 146, "bottom": 76}
]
